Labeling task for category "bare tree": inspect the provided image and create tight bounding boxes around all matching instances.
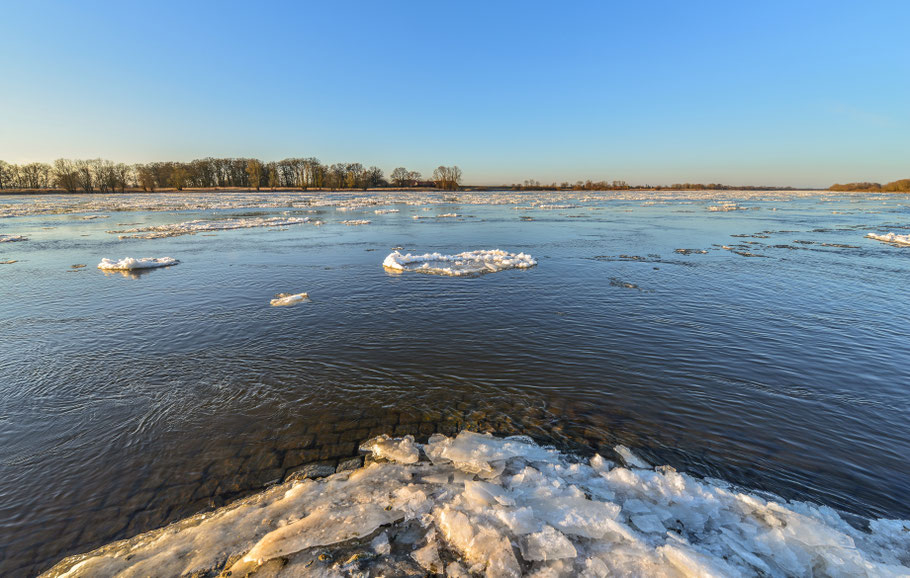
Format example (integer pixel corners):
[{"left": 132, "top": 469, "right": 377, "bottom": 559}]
[
  {"left": 246, "top": 159, "right": 264, "bottom": 190},
  {"left": 432, "top": 165, "right": 462, "bottom": 190},
  {"left": 391, "top": 167, "right": 410, "bottom": 187},
  {"left": 53, "top": 159, "right": 80, "bottom": 193}
]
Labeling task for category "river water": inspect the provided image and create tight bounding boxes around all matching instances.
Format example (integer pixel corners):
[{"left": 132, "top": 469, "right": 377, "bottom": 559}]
[{"left": 1, "top": 191, "right": 908, "bottom": 575}]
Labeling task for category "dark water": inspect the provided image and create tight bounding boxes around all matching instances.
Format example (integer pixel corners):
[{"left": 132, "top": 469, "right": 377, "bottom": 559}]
[{"left": 1, "top": 193, "right": 909, "bottom": 576}]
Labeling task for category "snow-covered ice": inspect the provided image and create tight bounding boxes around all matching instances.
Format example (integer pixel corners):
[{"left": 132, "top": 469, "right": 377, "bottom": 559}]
[
  {"left": 867, "top": 232, "right": 910, "bottom": 246},
  {"left": 96, "top": 257, "right": 179, "bottom": 271},
  {"left": 341, "top": 219, "right": 371, "bottom": 225},
  {"left": 269, "top": 292, "right": 309, "bottom": 307},
  {"left": 0, "top": 234, "right": 27, "bottom": 242},
  {"left": 43, "top": 431, "right": 910, "bottom": 578},
  {"left": 383, "top": 249, "right": 537, "bottom": 276}
]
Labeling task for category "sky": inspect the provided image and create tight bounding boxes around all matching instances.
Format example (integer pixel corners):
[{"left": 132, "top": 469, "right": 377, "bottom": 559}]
[{"left": 0, "top": 0, "right": 907, "bottom": 187}]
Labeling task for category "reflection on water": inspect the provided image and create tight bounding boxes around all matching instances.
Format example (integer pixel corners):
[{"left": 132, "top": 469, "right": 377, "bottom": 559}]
[{"left": 1, "top": 192, "right": 909, "bottom": 576}]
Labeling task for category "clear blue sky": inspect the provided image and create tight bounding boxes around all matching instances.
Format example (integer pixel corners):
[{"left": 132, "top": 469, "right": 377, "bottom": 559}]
[{"left": 1, "top": 0, "right": 907, "bottom": 187}]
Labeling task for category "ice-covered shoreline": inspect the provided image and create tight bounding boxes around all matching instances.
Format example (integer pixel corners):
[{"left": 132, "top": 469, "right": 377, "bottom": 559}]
[
  {"left": 383, "top": 250, "right": 537, "bottom": 276},
  {"left": 43, "top": 431, "right": 910, "bottom": 577}
]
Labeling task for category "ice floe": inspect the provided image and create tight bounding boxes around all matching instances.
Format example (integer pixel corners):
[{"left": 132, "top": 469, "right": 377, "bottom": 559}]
[
  {"left": 96, "top": 257, "right": 179, "bottom": 271},
  {"left": 867, "top": 232, "right": 910, "bottom": 246},
  {"left": 269, "top": 292, "right": 309, "bottom": 307},
  {"left": 341, "top": 219, "right": 371, "bottom": 225},
  {"left": 43, "top": 431, "right": 910, "bottom": 578},
  {"left": 0, "top": 234, "right": 27, "bottom": 242},
  {"left": 383, "top": 249, "right": 537, "bottom": 276},
  {"left": 109, "top": 216, "right": 319, "bottom": 239}
]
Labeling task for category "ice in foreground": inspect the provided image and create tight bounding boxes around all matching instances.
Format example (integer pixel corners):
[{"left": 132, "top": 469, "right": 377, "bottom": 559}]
[
  {"left": 44, "top": 431, "right": 909, "bottom": 578},
  {"left": 0, "top": 234, "right": 27, "bottom": 242},
  {"left": 96, "top": 257, "right": 179, "bottom": 271},
  {"left": 270, "top": 292, "right": 309, "bottom": 306},
  {"left": 867, "top": 232, "right": 910, "bottom": 246},
  {"left": 383, "top": 249, "right": 537, "bottom": 276}
]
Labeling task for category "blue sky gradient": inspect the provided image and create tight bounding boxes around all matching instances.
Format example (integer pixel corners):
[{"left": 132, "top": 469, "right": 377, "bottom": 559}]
[{"left": 1, "top": 0, "right": 907, "bottom": 186}]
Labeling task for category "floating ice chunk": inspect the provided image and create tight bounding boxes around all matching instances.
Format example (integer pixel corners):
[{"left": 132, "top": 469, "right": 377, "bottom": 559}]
[
  {"left": 374, "top": 209, "right": 399, "bottom": 214},
  {"left": 269, "top": 292, "right": 308, "bottom": 306},
  {"left": 382, "top": 249, "right": 537, "bottom": 276},
  {"left": 614, "top": 444, "right": 650, "bottom": 468},
  {"left": 0, "top": 234, "right": 27, "bottom": 242},
  {"left": 520, "top": 525, "right": 577, "bottom": 561},
  {"left": 97, "top": 257, "right": 179, "bottom": 270},
  {"left": 359, "top": 434, "right": 420, "bottom": 464},
  {"left": 867, "top": 232, "right": 910, "bottom": 246},
  {"left": 437, "top": 213, "right": 460, "bottom": 218},
  {"left": 341, "top": 219, "right": 371, "bottom": 225}
]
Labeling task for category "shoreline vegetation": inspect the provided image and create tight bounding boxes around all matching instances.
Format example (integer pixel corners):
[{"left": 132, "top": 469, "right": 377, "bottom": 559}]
[{"left": 3, "top": 157, "right": 905, "bottom": 195}]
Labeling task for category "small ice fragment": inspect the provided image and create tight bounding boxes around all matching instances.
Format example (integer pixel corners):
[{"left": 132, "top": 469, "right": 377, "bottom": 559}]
[
  {"left": 359, "top": 434, "right": 420, "bottom": 464},
  {"left": 412, "top": 531, "right": 443, "bottom": 573},
  {"left": 269, "top": 292, "right": 308, "bottom": 307},
  {"left": 590, "top": 454, "right": 614, "bottom": 472},
  {"left": 520, "top": 525, "right": 578, "bottom": 561},
  {"left": 614, "top": 444, "right": 649, "bottom": 468},
  {"left": 370, "top": 531, "right": 391, "bottom": 555},
  {"left": 630, "top": 514, "right": 665, "bottom": 533},
  {"left": 341, "top": 219, "right": 371, "bottom": 225},
  {"left": 97, "top": 257, "right": 179, "bottom": 270},
  {"left": 0, "top": 234, "right": 27, "bottom": 242}
]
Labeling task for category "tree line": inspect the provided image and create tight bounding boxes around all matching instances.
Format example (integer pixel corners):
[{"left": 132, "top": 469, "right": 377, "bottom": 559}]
[
  {"left": 0, "top": 158, "right": 463, "bottom": 193},
  {"left": 829, "top": 179, "right": 910, "bottom": 192}
]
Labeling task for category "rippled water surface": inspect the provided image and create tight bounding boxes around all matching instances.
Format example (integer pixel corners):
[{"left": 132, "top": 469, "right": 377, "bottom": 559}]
[{"left": 1, "top": 191, "right": 909, "bottom": 576}]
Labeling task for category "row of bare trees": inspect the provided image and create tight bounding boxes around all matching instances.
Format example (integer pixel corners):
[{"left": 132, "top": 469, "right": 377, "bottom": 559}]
[{"left": 0, "top": 158, "right": 464, "bottom": 192}]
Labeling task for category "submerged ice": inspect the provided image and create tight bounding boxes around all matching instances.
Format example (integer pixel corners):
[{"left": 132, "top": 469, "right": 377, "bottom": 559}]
[
  {"left": 44, "top": 431, "right": 910, "bottom": 578},
  {"left": 383, "top": 250, "right": 537, "bottom": 276}
]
